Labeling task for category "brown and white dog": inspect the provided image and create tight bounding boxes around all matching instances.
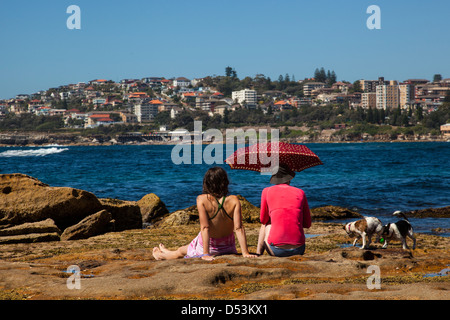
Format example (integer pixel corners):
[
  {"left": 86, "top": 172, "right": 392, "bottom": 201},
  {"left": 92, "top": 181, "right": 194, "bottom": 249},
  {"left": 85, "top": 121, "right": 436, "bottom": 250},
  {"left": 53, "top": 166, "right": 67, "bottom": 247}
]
[
  {"left": 344, "top": 217, "right": 383, "bottom": 249},
  {"left": 381, "top": 211, "right": 416, "bottom": 250}
]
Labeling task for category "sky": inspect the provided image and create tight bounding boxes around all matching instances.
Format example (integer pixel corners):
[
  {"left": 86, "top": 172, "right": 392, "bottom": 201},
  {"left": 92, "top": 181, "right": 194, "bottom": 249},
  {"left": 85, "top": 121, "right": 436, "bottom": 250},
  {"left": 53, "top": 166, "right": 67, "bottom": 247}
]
[{"left": 0, "top": 0, "right": 449, "bottom": 99}]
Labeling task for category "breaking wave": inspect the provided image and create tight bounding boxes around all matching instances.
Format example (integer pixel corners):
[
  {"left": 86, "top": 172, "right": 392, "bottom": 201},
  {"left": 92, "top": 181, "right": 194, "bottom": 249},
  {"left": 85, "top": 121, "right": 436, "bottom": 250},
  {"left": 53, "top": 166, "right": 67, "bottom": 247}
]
[{"left": 0, "top": 147, "right": 69, "bottom": 157}]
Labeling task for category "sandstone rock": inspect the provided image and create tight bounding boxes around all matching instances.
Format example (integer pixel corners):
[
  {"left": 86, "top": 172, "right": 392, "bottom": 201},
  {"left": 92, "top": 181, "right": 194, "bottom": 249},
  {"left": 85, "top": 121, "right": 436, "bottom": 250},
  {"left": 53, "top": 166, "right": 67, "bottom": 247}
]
[
  {"left": 99, "top": 198, "right": 142, "bottom": 231},
  {"left": 159, "top": 209, "right": 197, "bottom": 227},
  {"left": 404, "top": 206, "right": 449, "bottom": 218},
  {"left": 311, "top": 205, "right": 362, "bottom": 220},
  {"left": 61, "top": 210, "right": 113, "bottom": 241},
  {"left": 431, "top": 227, "right": 450, "bottom": 235},
  {"left": 0, "top": 218, "right": 61, "bottom": 237},
  {"left": 340, "top": 247, "right": 413, "bottom": 261},
  {"left": 137, "top": 193, "right": 169, "bottom": 224},
  {"left": 0, "top": 174, "right": 103, "bottom": 230},
  {"left": 0, "top": 232, "right": 60, "bottom": 244},
  {"left": 0, "top": 222, "right": 449, "bottom": 300},
  {"left": 157, "top": 195, "right": 260, "bottom": 227},
  {"left": 156, "top": 204, "right": 199, "bottom": 227},
  {"left": 237, "top": 195, "right": 260, "bottom": 223}
]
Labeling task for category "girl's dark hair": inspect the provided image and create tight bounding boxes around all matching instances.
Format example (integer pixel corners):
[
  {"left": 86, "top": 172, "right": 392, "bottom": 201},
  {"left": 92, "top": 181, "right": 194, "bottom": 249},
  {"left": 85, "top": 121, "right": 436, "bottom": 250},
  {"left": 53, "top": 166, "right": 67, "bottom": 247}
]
[{"left": 202, "top": 167, "right": 229, "bottom": 198}]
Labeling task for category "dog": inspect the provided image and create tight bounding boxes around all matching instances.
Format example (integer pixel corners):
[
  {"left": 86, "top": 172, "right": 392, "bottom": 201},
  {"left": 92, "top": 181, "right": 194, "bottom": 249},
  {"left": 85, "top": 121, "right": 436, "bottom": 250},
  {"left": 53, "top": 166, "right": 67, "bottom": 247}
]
[
  {"left": 381, "top": 211, "right": 416, "bottom": 250},
  {"left": 344, "top": 216, "right": 383, "bottom": 249}
]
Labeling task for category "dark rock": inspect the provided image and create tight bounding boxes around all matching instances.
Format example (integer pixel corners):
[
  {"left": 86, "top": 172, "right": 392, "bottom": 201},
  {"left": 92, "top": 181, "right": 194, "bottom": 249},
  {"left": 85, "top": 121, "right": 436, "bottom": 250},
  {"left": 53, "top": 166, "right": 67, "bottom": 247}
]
[
  {"left": 404, "top": 206, "right": 449, "bottom": 218},
  {"left": 61, "top": 210, "right": 113, "bottom": 241},
  {"left": 99, "top": 198, "right": 142, "bottom": 231},
  {"left": 311, "top": 206, "right": 362, "bottom": 220}
]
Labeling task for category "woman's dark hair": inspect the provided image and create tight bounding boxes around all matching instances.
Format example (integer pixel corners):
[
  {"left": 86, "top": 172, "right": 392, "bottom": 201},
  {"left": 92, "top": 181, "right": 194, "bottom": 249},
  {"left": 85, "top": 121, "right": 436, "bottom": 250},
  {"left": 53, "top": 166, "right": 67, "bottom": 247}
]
[{"left": 202, "top": 167, "right": 229, "bottom": 198}]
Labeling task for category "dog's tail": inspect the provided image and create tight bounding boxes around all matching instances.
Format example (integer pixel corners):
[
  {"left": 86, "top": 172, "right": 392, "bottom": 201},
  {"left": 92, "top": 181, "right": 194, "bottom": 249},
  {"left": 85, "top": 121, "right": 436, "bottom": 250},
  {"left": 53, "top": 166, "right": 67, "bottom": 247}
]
[{"left": 393, "top": 210, "right": 409, "bottom": 221}]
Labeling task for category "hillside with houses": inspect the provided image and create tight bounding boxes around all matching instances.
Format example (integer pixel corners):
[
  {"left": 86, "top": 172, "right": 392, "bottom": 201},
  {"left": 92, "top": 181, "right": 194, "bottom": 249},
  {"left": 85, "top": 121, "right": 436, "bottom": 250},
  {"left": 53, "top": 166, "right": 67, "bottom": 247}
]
[{"left": 1, "top": 69, "right": 449, "bottom": 143}]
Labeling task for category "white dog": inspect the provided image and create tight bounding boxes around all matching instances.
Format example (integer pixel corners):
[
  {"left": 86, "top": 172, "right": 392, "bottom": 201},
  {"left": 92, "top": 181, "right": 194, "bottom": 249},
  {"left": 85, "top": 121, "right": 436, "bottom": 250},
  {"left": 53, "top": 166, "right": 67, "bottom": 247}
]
[
  {"left": 381, "top": 211, "right": 416, "bottom": 250},
  {"left": 344, "top": 216, "right": 383, "bottom": 249}
]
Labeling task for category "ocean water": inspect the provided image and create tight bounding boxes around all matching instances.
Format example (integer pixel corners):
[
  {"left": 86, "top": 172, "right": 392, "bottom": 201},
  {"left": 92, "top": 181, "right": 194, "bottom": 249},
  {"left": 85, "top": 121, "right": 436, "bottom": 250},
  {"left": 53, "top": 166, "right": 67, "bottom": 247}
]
[{"left": 1, "top": 142, "right": 449, "bottom": 235}]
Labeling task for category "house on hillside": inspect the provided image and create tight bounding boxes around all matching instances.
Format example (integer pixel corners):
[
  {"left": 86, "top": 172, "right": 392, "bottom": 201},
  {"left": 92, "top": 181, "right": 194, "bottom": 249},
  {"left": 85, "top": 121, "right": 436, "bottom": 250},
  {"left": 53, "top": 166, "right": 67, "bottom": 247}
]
[
  {"left": 273, "top": 100, "right": 292, "bottom": 111},
  {"left": 173, "top": 77, "right": 191, "bottom": 88},
  {"left": 440, "top": 123, "right": 450, "bottom": 138},
  {"left": 85, "top": 114, "right": 114, "bottom": 128}
]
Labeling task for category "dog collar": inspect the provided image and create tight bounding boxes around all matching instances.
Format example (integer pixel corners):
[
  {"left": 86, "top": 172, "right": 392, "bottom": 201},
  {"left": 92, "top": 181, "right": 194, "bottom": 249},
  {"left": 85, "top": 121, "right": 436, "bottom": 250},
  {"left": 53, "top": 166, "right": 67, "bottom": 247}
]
[{"left": 346, "top": 223, "right": 352, "bottom": 233}]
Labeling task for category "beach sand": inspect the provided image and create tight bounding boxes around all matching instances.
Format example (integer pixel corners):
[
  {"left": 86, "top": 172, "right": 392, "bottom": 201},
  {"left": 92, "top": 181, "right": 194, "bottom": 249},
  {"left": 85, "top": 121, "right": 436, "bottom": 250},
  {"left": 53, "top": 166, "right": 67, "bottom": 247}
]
[{"left": 0, "top": 222, "right": 448, "bottom": 300}]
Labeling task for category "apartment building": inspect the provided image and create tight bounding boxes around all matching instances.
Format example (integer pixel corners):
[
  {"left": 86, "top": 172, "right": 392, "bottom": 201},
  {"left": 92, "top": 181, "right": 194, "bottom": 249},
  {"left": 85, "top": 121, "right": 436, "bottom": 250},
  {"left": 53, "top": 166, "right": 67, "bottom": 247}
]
[
  {"left": 361, "top": 92, "right": 377, "bottom": 108},
  {"left": 134, "top": 103, "right": 159, "bottom": 122},
  {"left": 376, "top": 85, "right": 399, "bottom": 109},
  {"left": 303, "top": 82, "right": 325, "bottom": 96},
  {"left": 360, "top": 77, "right": 388, "bottom": 93},
  {"left": 399, "top": 83, "right": 415, "bottom": 107},
  {"left": 232, "top": 89, "right": 257, "bottom": 108}
]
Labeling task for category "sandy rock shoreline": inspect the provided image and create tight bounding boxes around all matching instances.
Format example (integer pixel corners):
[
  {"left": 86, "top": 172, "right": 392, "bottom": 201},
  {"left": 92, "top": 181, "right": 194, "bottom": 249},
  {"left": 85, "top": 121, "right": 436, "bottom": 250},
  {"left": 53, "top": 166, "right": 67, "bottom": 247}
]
[
  {"left": 0, "top": 130, "right": 447, "bottom": 147},
  {"left": 0, "top": 222, "right": 448, "bottom": 300},
  {"left": 0, "top": 173, "right": 449, "bottom": 300}
]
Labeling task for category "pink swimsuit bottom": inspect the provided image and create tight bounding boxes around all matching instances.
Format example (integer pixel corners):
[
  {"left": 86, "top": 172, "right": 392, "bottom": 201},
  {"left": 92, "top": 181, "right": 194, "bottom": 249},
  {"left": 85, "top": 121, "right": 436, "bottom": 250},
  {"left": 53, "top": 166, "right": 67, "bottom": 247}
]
[{"left": 185, "top": 232, "right": 238, "bottom": 258}]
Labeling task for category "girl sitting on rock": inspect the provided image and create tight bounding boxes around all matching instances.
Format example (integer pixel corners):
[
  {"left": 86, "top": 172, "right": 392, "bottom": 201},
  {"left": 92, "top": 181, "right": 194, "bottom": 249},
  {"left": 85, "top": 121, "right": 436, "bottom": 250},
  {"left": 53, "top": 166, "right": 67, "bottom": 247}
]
[{"left": 152, "top": 167, "right": 256, "bottom": 261}]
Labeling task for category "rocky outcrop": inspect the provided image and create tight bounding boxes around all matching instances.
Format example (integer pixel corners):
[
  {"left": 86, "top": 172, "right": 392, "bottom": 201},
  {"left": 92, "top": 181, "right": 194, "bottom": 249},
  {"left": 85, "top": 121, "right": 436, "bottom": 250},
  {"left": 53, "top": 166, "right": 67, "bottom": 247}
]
[
  {"left": 158, "top": 205, "right": 199, "bottom": 227},
  {"left": 0, "top": 174, "right": 145, "bottom": 243},
  {"left": 404, "top": 206, "right": 449, "bottom": 218},
  {"left": 156, "top": 195, "right": 261, "bottom": 227},
  {"left": 61, "top": 210, "right": 113, "bottom": 241},
  {"left": 0, "top": 132, "right": 107, "bottom": 146},
  {"left": 137, "top": 193, "right": 170, "bottom": 225},
  {"left": 158, "top": 209, "right": 197, "bottom": 227},
  {"left": 0, "top": 218, "right": 61, "bottom": 244},
  {"left": 0, "top": 218, "right": 61, "bottom": 236},
  {"left": 0, "top": 232, "right": 60, "bottom": 244},
  {"left": 99, "top": 198, "right": 142, "bottom": 231},
  {"left": 157, "top": 200, "right": 364, "bottom": 227},
  {"left": 0, "top": 174, "right": 103, "bottom": 230},
  {"left": 237, "top": 195, "right": 260, "bottom": 223},
  {"left": 310, "top": 205, "right": 362, "bottom": 220}
]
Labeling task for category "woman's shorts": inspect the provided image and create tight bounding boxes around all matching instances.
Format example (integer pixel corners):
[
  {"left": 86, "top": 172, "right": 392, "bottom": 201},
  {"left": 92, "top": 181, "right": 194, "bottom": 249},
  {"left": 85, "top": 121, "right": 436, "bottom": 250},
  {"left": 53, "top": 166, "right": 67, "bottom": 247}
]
[{"left": 268, "top": 244, "right": 305, "bottom": 257}]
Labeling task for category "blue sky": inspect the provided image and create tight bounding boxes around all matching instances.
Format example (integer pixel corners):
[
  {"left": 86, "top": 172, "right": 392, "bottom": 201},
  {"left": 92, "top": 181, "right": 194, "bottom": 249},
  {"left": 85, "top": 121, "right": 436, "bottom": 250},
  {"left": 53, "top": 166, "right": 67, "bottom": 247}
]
[{"left": 1, "top": 0, "right": 449, "bottom": 99}]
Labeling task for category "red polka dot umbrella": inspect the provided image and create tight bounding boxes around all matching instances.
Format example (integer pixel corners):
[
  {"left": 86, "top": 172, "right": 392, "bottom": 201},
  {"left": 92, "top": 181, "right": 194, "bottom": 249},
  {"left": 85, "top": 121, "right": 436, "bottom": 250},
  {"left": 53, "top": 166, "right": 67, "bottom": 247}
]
[{"left": 225, "top": 141, "right": 323, "bottom": 173}]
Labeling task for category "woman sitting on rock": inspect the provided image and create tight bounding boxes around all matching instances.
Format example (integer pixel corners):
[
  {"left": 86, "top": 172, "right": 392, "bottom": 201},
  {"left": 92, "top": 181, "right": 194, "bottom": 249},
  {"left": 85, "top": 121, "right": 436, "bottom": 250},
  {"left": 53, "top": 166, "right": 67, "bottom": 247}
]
[
  {"left": 256, "top": 164, "right": 311, "bottom": 257},
  {"left": 152, "top": 167, "right": 256, "bottom": 261}
]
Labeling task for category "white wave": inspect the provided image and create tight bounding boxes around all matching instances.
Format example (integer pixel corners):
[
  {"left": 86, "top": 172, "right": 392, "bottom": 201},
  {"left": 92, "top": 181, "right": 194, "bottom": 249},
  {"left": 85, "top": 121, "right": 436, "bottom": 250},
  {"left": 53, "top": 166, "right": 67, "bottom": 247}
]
[
  {"left": 0, "top": 147, "right": 69, "bottom": 157},
  {"left": 44, "top": 144, "right": 67, "bottom": 147}
]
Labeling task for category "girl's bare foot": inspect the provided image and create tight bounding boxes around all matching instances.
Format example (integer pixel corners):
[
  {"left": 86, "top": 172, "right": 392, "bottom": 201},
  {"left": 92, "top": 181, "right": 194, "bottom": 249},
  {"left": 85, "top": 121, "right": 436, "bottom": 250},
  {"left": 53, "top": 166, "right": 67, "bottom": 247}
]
[
  {"left": 152, "top": 247, "right": 165, "bottom": 260},
  {"left": 159, "top": 243, "right": 169, "bottom": 253}
]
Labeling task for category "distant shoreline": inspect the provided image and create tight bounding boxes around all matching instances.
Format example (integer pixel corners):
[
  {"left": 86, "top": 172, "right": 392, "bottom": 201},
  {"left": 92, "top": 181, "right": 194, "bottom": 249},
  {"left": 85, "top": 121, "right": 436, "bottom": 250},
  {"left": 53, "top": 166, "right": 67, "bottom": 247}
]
[
  {"left": 1, "top": 140, "right": 447, "bottom": 148},
  {"left": 0, "top": 131, "right": 447, "bottom": 147}
]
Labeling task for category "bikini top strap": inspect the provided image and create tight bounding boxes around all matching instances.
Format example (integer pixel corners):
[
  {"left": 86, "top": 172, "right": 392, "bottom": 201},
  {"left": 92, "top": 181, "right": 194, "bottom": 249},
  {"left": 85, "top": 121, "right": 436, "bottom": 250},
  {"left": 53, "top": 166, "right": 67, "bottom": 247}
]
[{"left": 209, "top": 196, "right": 233, "bottom": 221}]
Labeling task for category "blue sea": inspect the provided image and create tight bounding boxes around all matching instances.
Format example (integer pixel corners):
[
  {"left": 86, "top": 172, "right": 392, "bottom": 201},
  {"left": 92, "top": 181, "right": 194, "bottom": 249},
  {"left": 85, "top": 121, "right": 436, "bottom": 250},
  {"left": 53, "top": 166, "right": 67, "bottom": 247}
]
[{"left": 1, "top": 142, "right": 449, "bottom": 236}]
